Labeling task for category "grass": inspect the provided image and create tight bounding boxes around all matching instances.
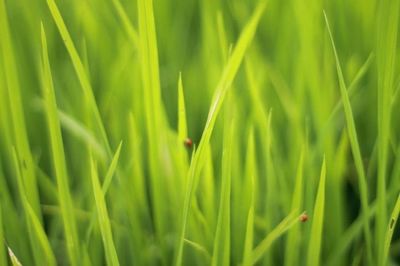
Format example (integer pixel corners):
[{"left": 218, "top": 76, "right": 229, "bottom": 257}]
[{"left": 0, "top": 0, "right": 400, "bottom": 265}]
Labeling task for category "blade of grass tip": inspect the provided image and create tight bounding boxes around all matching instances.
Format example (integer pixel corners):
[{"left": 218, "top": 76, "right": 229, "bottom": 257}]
[
  {"left": 85, "top": 142, "right": 123, "bottom": 244},
  {"left": 178, "top": 73, "right": 188, "bottom": 141},
  {"left": 184, "top": 239, "right": 211, "bottom": 262},
  {"left": 0, "top": 204, "right": 6, "bottom": 266},
  {"left": 0, "top": 0, "right": 41, "bottom": 219},
  {"left": 90, "top": 158, "right": 120, "bottom": 266},
  {"left": 251, "top": 211, "right": 301, "bottom": 265},
  {"left": 175, "top": 2, "right": 266, "bottom": 265},
  {"left": 46, "top": 0, "right": 112, "bottom": 156},
  {"left": 376, "top": 0, "right": 399, "bottom": 263},
  {"left": 285, "top": 149, "right": 305, "bottom": 266},
  {"left": 306, "top": 158, "right": 326, "bottom": 266},
  {"left": 324, "top": 11, "right": 373, "bottom": 265},
  {"left": 8, "top": 246, "right": 22, "bottom": 266},
  {"left": 41, "top": 24, "right": 81, "bottom": 265},
  {"left": 12, "top": 148, "right": 56, "bottom": 265},
  {"left": 242, "top": 130, "right": 256, "bottom": 266},
  {"left": 211, "top": 112, "right": 234, "bottom": 266},
  {"left": 382, "top": 194, "right": 400, "bottom": 266}
]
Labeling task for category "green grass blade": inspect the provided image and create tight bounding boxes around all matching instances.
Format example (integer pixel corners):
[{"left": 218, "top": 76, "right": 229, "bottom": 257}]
[
  {"left": 41, "top": 24, "right": 81, "bottom": 265},
  {"left": 178, "top": 73, "right": 188, "bottom": 142},
  {"left": 211, "top": 113, "right": 234, "bottom": 266},
  {"left": 111, "top": 0, "right": 139, "bottom": 46},
  {"left": 0, "top": 204, "right": 6, "bottom": 266},
  {"left": 90, "top": 158, "right": 120, "bottom": 266},
  {"left": 376, "top": 0, "right": 399, "bottom": 263},
  {"left": 8, "top": 246, "right": 22, "bottom": 266},
  {"left": 175, "top": 3, "right": 266, "bottom": 265},
  {"left": 306, "top": 158, "right": 326, "bottom": 266},
  {"left": 46, "top": 0, "right": 112, "bottom": 156},
  {"left": 284, "top": 149, "right": 305, "bottom": 266},
  {"left": 324, "top": 11, "right": 373, "bottom": 264},
  {"left": 251, "top": 211, "right": 301, "bottom": 265},
  {"left": 382, "top": 194, "right": 400, "bottom": 266}
]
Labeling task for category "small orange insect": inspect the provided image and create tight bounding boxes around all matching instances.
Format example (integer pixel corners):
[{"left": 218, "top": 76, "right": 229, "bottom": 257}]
[
  {"left": 184, "top": 138, "right": 193, "bottom": 148},
  {"left": 299, "top": 213, "right": 309, "bottom": 223}
]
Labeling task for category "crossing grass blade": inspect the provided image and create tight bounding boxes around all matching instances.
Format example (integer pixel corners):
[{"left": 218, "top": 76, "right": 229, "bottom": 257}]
[
  {"left": 382, "top": 194, "right": 400, "bottom": 266},
  {"left": 324, "top": 11, "right": 373, "bottom": 264},
  {"left": 250, "top": 211, "right": 301, "bottom": 265},
  {"left": 306, "top": 158, "right": 326, "bottom": 266},
  {"left": 175, "top": 3, "right": 266, "bottom": 265},
  {"left": 41, "top": 24, "right": 81, "bottom": 265},
  {"left": 90, "top": 158, "right": 120, "bottom": 266}
]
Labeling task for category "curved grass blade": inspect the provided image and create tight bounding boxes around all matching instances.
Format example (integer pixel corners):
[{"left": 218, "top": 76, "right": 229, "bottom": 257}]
[
  {"left": 324, "top": 11, "right": 372, "bottom": 264},
  {"left": 382, "top": 194, "right": 400, "bottom": 266},
  {"left": 41, "top": 24, "right": 81, "bottom": 265},
  {"left": 306, "top": 158, "right": 326, "bottom": 266},
  {"left": 175, "top": 2, "right": 266, "bottom": 265}
]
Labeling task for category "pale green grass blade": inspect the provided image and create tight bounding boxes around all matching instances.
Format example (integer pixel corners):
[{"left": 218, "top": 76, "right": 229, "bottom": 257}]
[
  {"left": 46, "top": 0, "right": 112, "bottom": 156},
  {"left": 211, "top": 113, "right": 234, "bottom": 266},
  {"left": 8, "top": 246, "right": 22, "bottom": 266},
  {"left": 175, "top": 3, "right": 266, "bottom": 264},
  {"left": 0, "top": 0, "right": 41, "bottom": 218},
  {"left": 324, "top": 12, "right": 373, "bottom": 264},
  {"left": 90, "top": 158, "right": 120, "bottom": 266},
  {"left": 382, "top": 194, "right": 400, "bottom": 266},
  {"left": 41, "top": 24, "right": 81, "bottom": 265},
  {"left": 284, "top": 149, "right": 305, "bottom": 266},
  {"left": 0, "top": 204, "right": 6, "bottom": 266},
  {"left": 376, "top": 0, "right": 399, "bottom": 263},
  {"left": 306, "top": 158, "right": 326, "bottom": 266},
  {"left": 178, "top": 73, "right": 188, "bottom": 141},
  {"left": 184, "top": 239, "right": 211, "bottom": 263},
  {"left": 242, "top": 130, "right": 256, "bottom": 266},
  {"left": 251, "top": 211, "right": 301, "bottom": 265}
]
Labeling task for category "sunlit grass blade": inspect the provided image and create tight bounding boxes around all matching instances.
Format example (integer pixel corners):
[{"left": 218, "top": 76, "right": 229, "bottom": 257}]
[
  {"left": 324, "top": 11, "right": 372, "bottom": 264},
  {"left": 184, "top": 239, "right": 211, "bottom": 263},
  {"left": 382, "top": 194, "right": 400, "bottom": 266},
  {"left": 175, "top": 3, "right": 266, "bottom": 265},
  {"left": 41, "top": 24, "right": 81, "bottom": 265},
  {"left": 12, "top": 148, "right": 57, "bottom": 266},
  {"left": 306, "top": 158, "right": 326, "bottom": 266},
  {"left": 251, "top": 211, "right": 301, "bottom": 265},
  {"left": 90, "top": 158, "right": 120, "bottom": 266},
  {"left": 178, "top": 73, "right": 188, "bottom": 142},
  {"left": 8, "top": 246, "right": 22, "bottom": 266},
  {"left": 0, "top": 0, "right": 41, "bottom": 219},
  {"left": 211, "top": 112, "right": 234, "bottom": 266},
  {"left": 46, "top": 0, "right": 112, "bottom": 156},
  {"left": 284, "top": 149, "right": 305, "bottom": 266},
  {"left": 0, "top": 204, "right": 6, "bottom": 266},
  {"left": 376, "top": 0, "right": 399, "bottom": 263}
]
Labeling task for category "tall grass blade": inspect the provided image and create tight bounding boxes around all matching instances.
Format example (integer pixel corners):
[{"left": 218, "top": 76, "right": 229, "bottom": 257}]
[{"left": 382, "top": 194, "right": 400, "bottom": 266}]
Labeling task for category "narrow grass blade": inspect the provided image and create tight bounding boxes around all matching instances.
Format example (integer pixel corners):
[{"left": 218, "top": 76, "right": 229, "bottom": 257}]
[
  {"left": 46, "top": 0, "right": 112, "bottom": 156},
  {"left": 175, "top": 3, "right": 266, "bottom": 265},
  {"left": 284, "top": 149, "right": 305, "bottom": 266},
  {"left": 382, "top": 194, "right": 400, "bottom": 266},
  {"left": 0, "top": 204, "right": 6, "bottom": 266},
  {"left": 211, "top": 113, "right": 234, "bottom": 266},
  {"left": 324, "top": 11, "right": 372, "bottom": 264},
  {"left": 41, "top": 24, "right": 81, "bottom": 265},
  {"left": 251, "top": 211, "right": 301, "bottom": 265},
  {"left": 178, "top": 73, "right": 188, "bottom": 141},
  {"left": 0, "top": 0, "right": 41, "bottom": 219},
  {"left": 306, "top": 158, "right": 326, "bottom": 266},
  {"left": 8, "top": 246, "right": 22, "bottom": 266},
  {"left": 111, "top": 0, "right": 139, "bottom": 46},
  {"left": 376, "top": 0, "right": 399, "bottom": 263},
  {"left": 184, "top": 239, "right": 211, "bottom": 262},
  {"left": 90, "top": 158, "right": 120, "bottom": 266}
]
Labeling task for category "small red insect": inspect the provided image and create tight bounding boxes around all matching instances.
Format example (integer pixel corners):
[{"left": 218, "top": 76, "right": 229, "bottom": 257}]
[
  {"left": 299, "top": 213, "right": 309, "bottom": 223},
  {"left": 184, "top": 138, "right": 193, "bottom": 148}
]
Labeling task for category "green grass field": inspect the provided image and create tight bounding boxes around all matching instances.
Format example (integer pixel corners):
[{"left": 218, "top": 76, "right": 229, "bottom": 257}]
[{"left": 1, "top": 0, "right": 400, "bottom": 265}]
